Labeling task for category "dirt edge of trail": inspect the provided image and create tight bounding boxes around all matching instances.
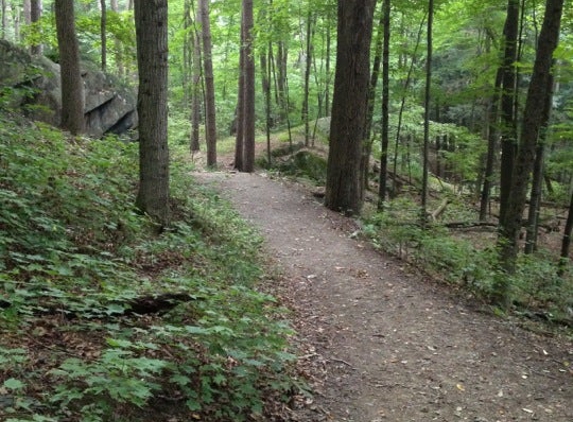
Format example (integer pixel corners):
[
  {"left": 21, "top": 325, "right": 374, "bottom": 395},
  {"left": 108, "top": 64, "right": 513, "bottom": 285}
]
[{"left": 194, "top": 169, "right": 573, "bottom": 422}]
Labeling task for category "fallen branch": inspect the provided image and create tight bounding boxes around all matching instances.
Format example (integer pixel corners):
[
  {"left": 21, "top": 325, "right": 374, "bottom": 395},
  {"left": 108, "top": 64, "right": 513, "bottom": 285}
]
[{"left": 430, "top": 198, "right": 449, "bottom": 221}]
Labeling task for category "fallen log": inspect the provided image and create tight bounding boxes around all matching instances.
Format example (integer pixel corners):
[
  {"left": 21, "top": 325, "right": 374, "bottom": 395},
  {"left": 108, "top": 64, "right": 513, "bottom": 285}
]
[{"left": 0, "top": 292, "right": 200, "bottom": 318}]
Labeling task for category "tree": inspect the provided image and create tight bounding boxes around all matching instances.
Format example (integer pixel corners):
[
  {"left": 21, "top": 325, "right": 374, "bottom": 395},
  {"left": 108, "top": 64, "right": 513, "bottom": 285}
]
[
  {"left": 54, "top": 0, "right": 85, "bottom": 135},
  {"left": 559, "top": 190, "right": 573, "bottom": 275},
  {"left": 324, "top": 0, "right": 376, "bottom": 215},
  {"left": 134, "top": 0, "right": 170, "bottom": 227},
  {"left": 421, "top": 0, "right": 434, "bottom": 226},
  {"left": 498, "top": 0, "right": 520, "bottom": 224},
  {"left": 30, "top": 0, "right": 42, "bottom": 55},
  {"left": 198, "top": 0, "right": 217, "bottom": 167},
  {"left": 234, "top": 0, "right": 255, "bottom": 172},
  {"left": 496, "top": 0, "right": 565, "bottom": 304},
  {"left": 378, "top": 0, "right": 391, "bottom": 211},
  {"left": 100, "top": 0, "right": 107, "bottom": 71}
]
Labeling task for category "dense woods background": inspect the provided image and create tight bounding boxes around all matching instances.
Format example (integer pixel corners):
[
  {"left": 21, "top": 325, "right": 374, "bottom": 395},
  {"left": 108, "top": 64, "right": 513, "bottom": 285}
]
[{"left": 0, "top": 0, "right": 572, "bottom": 420}]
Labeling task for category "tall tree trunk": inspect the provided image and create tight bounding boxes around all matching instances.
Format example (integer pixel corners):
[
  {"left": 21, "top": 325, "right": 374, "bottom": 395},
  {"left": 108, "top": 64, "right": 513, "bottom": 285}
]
[
  {"left": 479, "top": 66, "right": 504, "bottom": 221},
  {"left": 276, "top": 41, "right": 290, "bottom": 132},
  {"left": 134, "top": 0, "right": 170, "bottom": 227},
  {"left": 199, "top": 0, "right": 217, "bottom": 167},
  {"left": 23, "top": 0, "right": 30, "bottom": 25},
  {"left": 421, "top": 0, "right": 434, "bottom": 227},
  {"left": 261, "top": 47, "right": 272, "bottom": 166},
  {"left": 498, "top": 0, "right": 520, "bottom": 224},
  {"left": 55, "top": 0, "right": 85, "bottom": 135},
  {"left": 362, "top": 10, "right": 384, "bottom": 193},
  {"left": 496, "top": 0, "right": 564, "bottom": 305},
  {"left": 302, "top": 9, "right": 314, "bottom": 147},
  {"left": 378, "top": 0, "right": 390, "bottom": 211},
  {"left": 325, "top": 0, "right": 376, "bottom": 216},
  {"left": 324, "top": 7, "right": 332, "bottom": 116},
  {"left": 191, "top": 14, "right": 202, "bottom": 153},
  {"left": 234, "top": 31, "right": 245, "bottom": 170},
  {"left": 558, "top": 189, "right": 573, "bottom": 275},
  {"left": 1, "top": 0, "right": 6, "bottom": 39},
  {"left": 100, "top": 0, "right": 107, "bottom": 71},
  {"left": 392, "top": 15, "right": 425, "bottom": 180},
  {"left": 242, "top": 0, "right": 255, "bottom": 172},
  {"left": 525, "top": 69, "right": 554, "bottom": 254},
  {"left": 30, "top": 0, "right": 41, "bottom": 55}
]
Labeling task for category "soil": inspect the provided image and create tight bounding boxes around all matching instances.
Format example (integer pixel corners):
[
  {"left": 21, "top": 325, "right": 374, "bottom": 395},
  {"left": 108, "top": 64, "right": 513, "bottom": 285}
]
[{"left": 194, "top": 167, "right": 573, "bottom": 422}]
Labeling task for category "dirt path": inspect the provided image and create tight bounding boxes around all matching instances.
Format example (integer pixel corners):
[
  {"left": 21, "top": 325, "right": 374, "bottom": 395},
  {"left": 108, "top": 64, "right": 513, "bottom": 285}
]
[{"left": 195, "top": 170, "right": 573, "bottom": 422}]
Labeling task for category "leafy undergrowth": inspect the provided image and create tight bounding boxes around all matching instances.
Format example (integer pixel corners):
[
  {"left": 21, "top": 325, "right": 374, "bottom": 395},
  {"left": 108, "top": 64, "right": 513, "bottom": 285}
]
[
  {"left": 0, "top": 114, "right": 306, "bottom": 422},
  {"left": 361, "top": 195, "right": 573, "bottom": 329}
]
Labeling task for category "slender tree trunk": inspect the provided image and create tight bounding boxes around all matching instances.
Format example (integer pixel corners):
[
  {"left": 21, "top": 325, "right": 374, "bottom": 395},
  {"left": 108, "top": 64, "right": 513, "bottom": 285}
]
[
  {"left": 480, "top": 66, "right": 504, "bottom": 221},
  {"left": 325, "top": 0, "right": 376, "bottom": 216},
  {"left": 324, "top": 7, "right": 332, "bottom": 116},
  {"left": 392, "top": 15, "right": 425, "bottom": 180},
  {"left": 261, "top": 47, "right": 272, "bottom": 166},
  {"left": 496, "top": 0, "right": 564, "bottom": 304},
  {"left": 55, "top": 0, "right": 85, "bottom": 135},
  {"left": 378, "top": 0, "right": 391, "bottom": 211},
  {"left": 421, "top": 0, "right": 433, "bottom": 227},
  {"left": 100, "top": 0, "right": 107, "bottom": 71},
  {"left": 498, "top": 0, "right": 520, "bottom": 224},
  {"left": 558, "top": 189, "right": 573, "bottom": 275},
  {"left": 134, "top": 0, "right": 170, "bottom": 227},
  {"left": 525, "top": 69, "right": 554, "bottom": 254},
  {"left": 1, "top": 0, "right": 6, "bottom": 39},
  {"left": 234, "top": 30, "right": 245, "bottom": 170},
  {"left": 242, "top": 0, "right": 255, "bottom": 172},
  {"left": 199, "top": 0, "right": 217, "bottom": 167},
  {"left": 30, "top": 0, "right": 42, "bottom": 54},
  {"left": 362, "top": 11, "right": 384, "bottom": 193},
  {"left": 276, "top": 40, "right": 291, "bottom": 135},
  {"left": 109, "top": 0, "right": 124, "bottom": 76},
  {"left": 23, "top": 0, "right": 30, "bottom": 25},
  {"left": 191, "top": 6, "right": 201, "bottom": 153},
  {"left": 302, "top": 9, "right": 314, "bottom": 147}
]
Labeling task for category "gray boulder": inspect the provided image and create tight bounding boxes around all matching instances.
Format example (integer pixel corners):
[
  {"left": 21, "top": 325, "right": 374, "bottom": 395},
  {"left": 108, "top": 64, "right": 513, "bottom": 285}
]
[{"left": 0, "top": 40, "right": 137, "bottom": 138}]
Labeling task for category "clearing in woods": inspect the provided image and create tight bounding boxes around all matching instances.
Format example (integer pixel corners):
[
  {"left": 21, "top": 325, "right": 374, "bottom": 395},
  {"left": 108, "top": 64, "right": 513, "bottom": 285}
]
[{"left": 195, "top": 169, "right": 572, "bottom": 422}]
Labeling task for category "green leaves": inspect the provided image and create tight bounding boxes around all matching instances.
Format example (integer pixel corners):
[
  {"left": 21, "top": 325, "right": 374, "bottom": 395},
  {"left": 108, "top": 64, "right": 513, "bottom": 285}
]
[{"left": 0, "top": 116, "right": 302, "bottom": 421}]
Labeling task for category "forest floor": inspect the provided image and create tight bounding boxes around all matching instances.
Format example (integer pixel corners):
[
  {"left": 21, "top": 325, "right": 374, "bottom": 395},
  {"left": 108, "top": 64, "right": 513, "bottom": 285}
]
[{"left": 193, "top": 155, "right": 573, "bottom": 422}]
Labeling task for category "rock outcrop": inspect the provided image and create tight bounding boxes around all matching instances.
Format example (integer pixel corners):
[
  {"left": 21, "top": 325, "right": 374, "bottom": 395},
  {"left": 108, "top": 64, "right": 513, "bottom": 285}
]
[{"left": 0, "top": 40, "right": 137, "bottom": 138}]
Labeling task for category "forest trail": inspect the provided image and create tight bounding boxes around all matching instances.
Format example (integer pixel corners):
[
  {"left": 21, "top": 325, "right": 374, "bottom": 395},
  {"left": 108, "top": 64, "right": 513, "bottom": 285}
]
[{"left": 195, "top": 170, "right": 573, "bottom": 422}]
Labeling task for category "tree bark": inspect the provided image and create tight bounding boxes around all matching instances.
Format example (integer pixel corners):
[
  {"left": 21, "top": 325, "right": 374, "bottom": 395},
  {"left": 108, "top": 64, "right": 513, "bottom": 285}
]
[
  {"left": 378, "top": 0, "right": 391, "bottom": 211},
  {"left": 496, "top": 0, "right": 564, "bottom": 303},
  {"left": 525, "top": 66, "right": 555, "bottom": 254},
  {"left": 498, "top": 0, "right": 520, "bottom": 224},
  {"left": 191, "top": 19, "right": 202, "bottom": 153},
  {"left": 1, "top": 0, "right": 6, "bottom": 40},
  {"left": 558, "top": 190, "right": 573, "bottom": 275},
  {"left": 421, "top": 0, "right": 434, "bottom": 227},
  {"left": 134, "top": 0, "right": 170, "bottom": 227},
  {"left": 479, "top": 65, "right": 504, "bottom": 221},
  {"left": 100, "top": 0, "right": 107, "bottom": 71},
  {"left": 362, "top": 10, "right": 384, "bottom": 193},
  {"left": 55, "top": 0, "right": 85, "bottom": 135},
  {"left": 30, "top": 0, "right": 41, "bottom": 54},
  {"left": 198, "top": 0, "right": 217, "bottom": 167},
  {"left": 302, "top": 9, "right": 314, "bottom": 147},
  {"left": 260, "top": 46, "right": 272, "bottom": 166},
  {"left": 242, "top": 0, "right": 255, "bottom": 173},
  {"left": 325, "top": 0, "right": 376, "bottom": 216},
  {"left": 23, "top": 0, "right": 30, "bottom": 25}
]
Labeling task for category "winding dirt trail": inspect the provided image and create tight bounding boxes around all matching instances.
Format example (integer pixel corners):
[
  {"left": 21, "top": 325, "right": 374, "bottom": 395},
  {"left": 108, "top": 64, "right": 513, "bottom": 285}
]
[{"left": 196, "top": 170, "right": 572, "bottom": 422}]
